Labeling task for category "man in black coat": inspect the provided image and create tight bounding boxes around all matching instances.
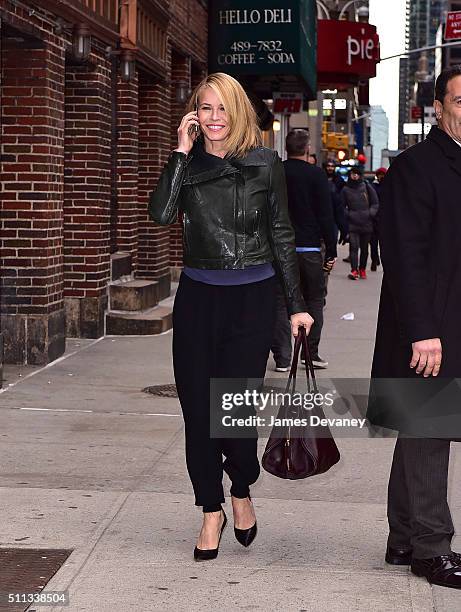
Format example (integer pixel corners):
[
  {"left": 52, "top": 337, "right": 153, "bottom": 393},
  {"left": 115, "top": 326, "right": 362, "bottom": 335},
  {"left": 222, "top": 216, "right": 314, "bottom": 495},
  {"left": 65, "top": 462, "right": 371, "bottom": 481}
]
[{"left": 368, "top": 65, "right": 461, "bottom": 589}]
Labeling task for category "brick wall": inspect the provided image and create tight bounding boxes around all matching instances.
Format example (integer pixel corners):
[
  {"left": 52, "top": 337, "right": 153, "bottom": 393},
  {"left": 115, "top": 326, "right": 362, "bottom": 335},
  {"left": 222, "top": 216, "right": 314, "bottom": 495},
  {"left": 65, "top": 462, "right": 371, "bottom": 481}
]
[
  {"left": 63, "top": 54, "right": 112, "bottom": 338},
  {"left": 0, "top": 7, "right": 66, "bottom": 364},
  {"left": 116, "top": 71, "right": 139, "bottom": 270},
  {"left": 137, "top": 78, "right": 172, "bottom": 299}
]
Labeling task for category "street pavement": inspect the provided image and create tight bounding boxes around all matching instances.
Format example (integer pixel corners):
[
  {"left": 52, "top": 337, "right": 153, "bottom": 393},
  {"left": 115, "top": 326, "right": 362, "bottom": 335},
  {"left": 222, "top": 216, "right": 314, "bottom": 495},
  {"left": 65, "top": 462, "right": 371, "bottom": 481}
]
[{"left": 0, "top": 246, "right": 460, "bottom": 612}]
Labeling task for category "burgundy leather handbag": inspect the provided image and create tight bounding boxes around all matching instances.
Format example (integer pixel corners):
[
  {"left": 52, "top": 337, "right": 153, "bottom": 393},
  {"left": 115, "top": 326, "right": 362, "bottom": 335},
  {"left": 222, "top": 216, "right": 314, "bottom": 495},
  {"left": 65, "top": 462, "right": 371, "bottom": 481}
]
[{"left": 262, "top": 327, "right": 340, "bottom": 479}]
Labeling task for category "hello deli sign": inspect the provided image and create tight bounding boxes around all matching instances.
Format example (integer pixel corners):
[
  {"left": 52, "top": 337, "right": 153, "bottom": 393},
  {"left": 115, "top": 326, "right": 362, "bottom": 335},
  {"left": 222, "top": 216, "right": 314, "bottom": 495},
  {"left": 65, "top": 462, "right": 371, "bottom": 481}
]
[{"left": 317, "top": 19, "right": 380, "bottom": 86}]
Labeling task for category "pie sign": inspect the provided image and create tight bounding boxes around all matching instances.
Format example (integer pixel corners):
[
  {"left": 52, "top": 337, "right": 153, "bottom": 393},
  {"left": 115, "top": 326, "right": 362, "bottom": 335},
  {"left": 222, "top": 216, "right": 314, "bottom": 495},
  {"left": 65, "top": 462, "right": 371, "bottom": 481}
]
[{"left": 445, "top": 11, "right": 461, "bottom": 40}]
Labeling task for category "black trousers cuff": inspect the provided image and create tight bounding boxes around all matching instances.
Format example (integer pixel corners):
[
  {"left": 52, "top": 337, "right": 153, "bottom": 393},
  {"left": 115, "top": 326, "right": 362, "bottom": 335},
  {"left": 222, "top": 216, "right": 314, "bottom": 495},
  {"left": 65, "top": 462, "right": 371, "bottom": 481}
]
[
  {"left": 230, "top": 483, "right": 250, "bottom": 499},
  {"left": 203, "top": 503, "right": 222, "bottom": 513}
]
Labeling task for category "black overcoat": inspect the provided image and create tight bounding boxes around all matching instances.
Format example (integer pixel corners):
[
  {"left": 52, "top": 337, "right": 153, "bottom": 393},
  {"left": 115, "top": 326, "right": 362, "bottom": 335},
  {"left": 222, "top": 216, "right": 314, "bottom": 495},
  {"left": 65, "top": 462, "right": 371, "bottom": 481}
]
[{"left": 368, "top": 127, "right": 461, "bottom": 437}]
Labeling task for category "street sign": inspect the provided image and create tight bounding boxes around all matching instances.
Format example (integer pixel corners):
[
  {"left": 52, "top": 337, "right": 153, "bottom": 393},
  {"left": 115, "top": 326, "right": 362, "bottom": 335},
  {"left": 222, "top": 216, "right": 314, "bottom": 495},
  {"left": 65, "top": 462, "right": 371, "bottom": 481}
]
[
  {"left": 273, "top": 92, "right": 303, "bottom": 114},
  {"left": 411, "top": 107, "right": 423, "bottom": 119},
  {"left": 208, "top": 0, "right": 317, "bottom": 99},
  {"left": 445, "top": 11, "right": 461, "bottom": 40},
  {"left": 403, "top": 122, "right": 432, "bottom": 135}
]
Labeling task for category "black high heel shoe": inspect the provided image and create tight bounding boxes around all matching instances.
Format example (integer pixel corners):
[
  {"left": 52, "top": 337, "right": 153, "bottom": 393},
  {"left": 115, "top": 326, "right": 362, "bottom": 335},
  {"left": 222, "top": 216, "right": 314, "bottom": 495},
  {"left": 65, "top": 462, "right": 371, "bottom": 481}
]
[
  {"left": 234, "top": 496, "right": 257, "bottom": 548},
  {"left": 194, "top": 510, "right": 227, "bottom": 561}
]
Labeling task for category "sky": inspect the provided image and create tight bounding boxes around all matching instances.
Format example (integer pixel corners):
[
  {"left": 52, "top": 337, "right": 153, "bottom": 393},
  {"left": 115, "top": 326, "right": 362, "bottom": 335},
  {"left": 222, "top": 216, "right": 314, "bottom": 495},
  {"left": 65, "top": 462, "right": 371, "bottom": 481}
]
[{"left": 369, "top": 0, "right": 408, "bottom": 150}]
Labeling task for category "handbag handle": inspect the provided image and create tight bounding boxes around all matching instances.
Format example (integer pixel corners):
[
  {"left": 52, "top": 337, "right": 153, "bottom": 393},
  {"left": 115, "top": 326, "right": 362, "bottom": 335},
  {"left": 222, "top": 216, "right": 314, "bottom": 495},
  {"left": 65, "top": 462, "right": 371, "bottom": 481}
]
[{"left": 285, "top": 327, "right": 318, "bottom": 395}]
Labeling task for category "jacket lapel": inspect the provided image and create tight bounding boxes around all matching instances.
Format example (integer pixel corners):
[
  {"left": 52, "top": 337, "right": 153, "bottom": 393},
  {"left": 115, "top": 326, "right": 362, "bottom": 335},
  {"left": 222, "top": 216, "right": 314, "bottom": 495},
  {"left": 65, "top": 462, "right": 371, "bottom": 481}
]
[
  {"left": 183, "top": 166, "right": 239, "bottom": 185},
  {"left": 427, "top": 126, "right": 461, "bottom": 179},
  {"left": 184, "top": 143, "right": 267, "bottom": 184}
]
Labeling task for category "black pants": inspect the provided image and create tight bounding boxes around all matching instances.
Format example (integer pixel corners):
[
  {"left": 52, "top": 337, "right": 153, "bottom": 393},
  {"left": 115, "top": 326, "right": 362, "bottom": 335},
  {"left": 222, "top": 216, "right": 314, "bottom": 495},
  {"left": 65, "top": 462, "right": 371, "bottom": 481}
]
[
  {"left": 320, "top": 240, "right": 329, "bottom": 304},
  {"left": 387, "top": 436, "right": 454, "bottom": 559},
  {"left": 349, "top": 232, "right": 371, "bottom": 271},
  {"left": 271, "top": 252, "right": 325, "bottom": 364},
  {"left": 172, "top": 273, "right": 277, "bottom": 510},
  {"left": 370, "top": 228, "right": 380, "bottom": 265},
  {"left": 271, "top": 282, "right": 292, "bottom": 367}
]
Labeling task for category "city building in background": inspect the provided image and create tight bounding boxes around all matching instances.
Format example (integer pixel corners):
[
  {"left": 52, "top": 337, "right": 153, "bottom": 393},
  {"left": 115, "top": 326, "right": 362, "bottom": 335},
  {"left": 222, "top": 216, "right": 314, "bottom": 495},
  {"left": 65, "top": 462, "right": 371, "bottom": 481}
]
[
  {"left": 408, "top": 0, "right": 448, "bottom": 79},
  {"left": 398, "top": 55, "right": 411, "bottom": 150},
  {"left": 369, "top": 106, "right": 389, "bottom": 170},
  {"left": 399, "top": 0, "right": 461, "bottom": 149}
]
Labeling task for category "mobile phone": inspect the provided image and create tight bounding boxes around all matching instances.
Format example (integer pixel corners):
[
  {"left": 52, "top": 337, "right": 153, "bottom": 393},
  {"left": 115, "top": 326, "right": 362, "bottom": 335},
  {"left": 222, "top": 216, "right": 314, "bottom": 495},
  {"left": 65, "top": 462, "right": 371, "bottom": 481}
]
[
  {"left": 191, "top": 102, "right": 199, "bottom": 135},
  {"left": 188, "top": 122, "right": 199, "bottom": 136}
]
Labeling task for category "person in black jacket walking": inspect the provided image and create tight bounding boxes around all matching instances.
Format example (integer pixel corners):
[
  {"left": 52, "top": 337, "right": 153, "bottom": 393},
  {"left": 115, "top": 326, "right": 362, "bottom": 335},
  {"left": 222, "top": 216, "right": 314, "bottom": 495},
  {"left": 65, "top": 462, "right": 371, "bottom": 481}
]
[
  {"left": 370, "top": 167, "right": 387, "bottom": 271},
  {"left": 271, "top": 129, "right": 337, "bottom": 371},
  {"left": 341, "top": 167, "right": 379, "bottom": 280}
]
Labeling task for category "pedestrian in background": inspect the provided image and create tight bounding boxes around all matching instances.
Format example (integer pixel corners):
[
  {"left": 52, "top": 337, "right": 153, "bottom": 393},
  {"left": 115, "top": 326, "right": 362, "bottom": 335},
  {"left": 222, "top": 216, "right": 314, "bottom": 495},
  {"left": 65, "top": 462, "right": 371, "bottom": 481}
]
[
  {"left": 370, "top": 167, "right": 387, "bottom": 271},
  {"left": 149, "top": 73, "right": 312, "bottom": 561},
  {"left": 271, "top": 129, "right": 337, "bottom": 372},
  {"left": 341, "top": 166, "right": 379, "bottom": 280},
  {"left": 324, "top": 160, "right": 349, "bottom": 261},
  {"left": 369, "top": 65, "right": 461, "bottom": 589}
]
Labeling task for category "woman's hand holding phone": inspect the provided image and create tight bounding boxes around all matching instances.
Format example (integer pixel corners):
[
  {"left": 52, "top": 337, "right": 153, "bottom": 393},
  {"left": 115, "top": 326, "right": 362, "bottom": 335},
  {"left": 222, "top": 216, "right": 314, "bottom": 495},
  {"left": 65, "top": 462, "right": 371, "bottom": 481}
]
[{"left": 175, "top": 111, "right": 200, "bottom": 155}]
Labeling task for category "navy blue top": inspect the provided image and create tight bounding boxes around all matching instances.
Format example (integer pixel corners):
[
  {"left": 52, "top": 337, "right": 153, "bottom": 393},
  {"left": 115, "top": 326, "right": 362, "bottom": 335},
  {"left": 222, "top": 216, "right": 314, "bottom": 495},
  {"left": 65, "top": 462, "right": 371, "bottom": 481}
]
[{"left": 183, "top": 263, "right": 275, "bottom": 285}]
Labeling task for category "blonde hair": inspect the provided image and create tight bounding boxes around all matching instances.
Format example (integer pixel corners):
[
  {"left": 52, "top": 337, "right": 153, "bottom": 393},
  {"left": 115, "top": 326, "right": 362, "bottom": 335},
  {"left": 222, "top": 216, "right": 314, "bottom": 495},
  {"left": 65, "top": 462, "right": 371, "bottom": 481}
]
[{"left": 186, "top": 72, "right": 262, "bottom": 158}]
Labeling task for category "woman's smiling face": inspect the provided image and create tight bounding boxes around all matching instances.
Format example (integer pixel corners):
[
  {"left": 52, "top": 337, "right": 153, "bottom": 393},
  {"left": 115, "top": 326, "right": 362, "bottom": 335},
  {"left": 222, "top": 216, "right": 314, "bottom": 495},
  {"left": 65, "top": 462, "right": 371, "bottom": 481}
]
[{"left": 197, "top": 87, "right": 230, "bottom": 144}]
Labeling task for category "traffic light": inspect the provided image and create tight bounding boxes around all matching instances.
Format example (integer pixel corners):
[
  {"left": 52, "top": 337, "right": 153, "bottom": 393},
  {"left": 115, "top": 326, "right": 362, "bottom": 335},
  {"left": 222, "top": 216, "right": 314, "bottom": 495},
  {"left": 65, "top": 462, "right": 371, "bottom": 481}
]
[
  {"left": 326, "top": 133, "right": 349, "bottom": 150},
  {"left": 337, "top": 149, "right": 348, "bottom": 161},
  {"left": 334, "top": 134, "right": 349, "bottom": 149}
]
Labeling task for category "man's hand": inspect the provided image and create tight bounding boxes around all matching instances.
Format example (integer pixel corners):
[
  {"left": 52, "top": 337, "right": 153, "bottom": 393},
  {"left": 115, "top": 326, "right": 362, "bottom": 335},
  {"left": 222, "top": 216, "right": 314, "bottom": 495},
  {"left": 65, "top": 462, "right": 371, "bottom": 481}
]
[
  {"left": 290, "top": 313, "right": 314, "bottom": 338},
  {"left": 410, "top": 338, "right": 442, "bottom": 377}
]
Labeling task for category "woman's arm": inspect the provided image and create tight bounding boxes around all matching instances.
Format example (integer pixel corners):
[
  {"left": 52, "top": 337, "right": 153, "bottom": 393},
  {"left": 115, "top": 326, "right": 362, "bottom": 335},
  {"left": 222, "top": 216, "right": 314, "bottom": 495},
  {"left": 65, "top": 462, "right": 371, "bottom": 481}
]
[
  {"left": 148, "top": 110, "right": 199, "bottom": 225},
  {"left": 266, "top": 151, "right": 306, "bottom": 316},
  {"left": 148, "top": 152, "right": 187, "bottom": 226}
]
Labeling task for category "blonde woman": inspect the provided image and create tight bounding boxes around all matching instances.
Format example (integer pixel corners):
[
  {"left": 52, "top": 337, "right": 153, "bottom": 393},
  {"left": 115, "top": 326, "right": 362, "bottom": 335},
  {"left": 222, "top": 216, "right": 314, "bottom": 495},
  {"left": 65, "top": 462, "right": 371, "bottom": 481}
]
[{"left": 149, "top": 73, "right": 312, "bottom": 561}]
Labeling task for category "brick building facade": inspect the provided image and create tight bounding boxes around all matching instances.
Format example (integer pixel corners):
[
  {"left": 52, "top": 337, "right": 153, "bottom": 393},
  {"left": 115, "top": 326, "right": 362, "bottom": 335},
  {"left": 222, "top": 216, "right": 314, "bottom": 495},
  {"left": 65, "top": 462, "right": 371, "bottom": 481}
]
[{"left": 0, "top": 0, "right": 207, "bottom": 368}]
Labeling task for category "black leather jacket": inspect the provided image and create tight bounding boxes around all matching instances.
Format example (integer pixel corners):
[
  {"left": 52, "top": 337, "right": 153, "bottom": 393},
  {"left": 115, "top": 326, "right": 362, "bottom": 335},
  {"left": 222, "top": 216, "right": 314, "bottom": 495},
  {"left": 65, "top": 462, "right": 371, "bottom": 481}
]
[{"left": 148, "top": 141, "right": 305, "bottom": 315}]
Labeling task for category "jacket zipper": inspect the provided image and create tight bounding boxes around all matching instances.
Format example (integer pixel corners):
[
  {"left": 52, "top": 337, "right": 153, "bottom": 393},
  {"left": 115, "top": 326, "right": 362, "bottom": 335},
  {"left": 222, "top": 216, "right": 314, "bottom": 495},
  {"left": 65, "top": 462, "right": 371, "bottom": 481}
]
[
  {"left": 254, "top": 209, "right": 261, "bottom": 249},
  {"left": 183, "top": 212, "right": 190, "bottom": 250}
]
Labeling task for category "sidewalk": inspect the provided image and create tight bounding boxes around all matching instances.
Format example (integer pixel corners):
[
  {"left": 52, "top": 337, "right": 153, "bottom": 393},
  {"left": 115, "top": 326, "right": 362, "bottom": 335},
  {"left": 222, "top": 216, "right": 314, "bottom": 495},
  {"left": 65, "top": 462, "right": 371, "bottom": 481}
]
[{"left": 0, "top": 249, "right": 459, "bottom": 612}]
